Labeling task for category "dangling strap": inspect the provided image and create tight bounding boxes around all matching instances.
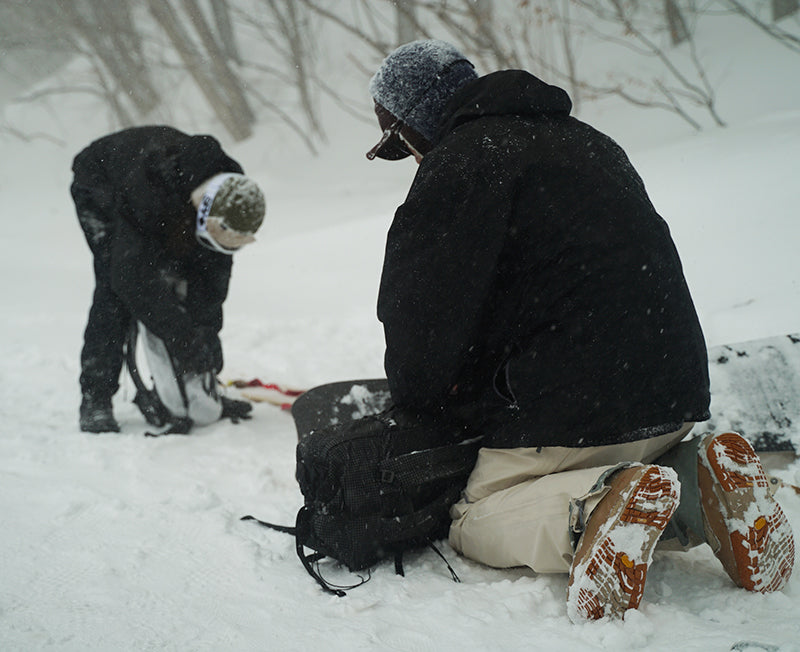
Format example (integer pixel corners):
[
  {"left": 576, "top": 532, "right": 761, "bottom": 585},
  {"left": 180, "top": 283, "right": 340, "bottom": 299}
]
[
  {"left": 126, "top": 321, "right": 148, "bottom": 396},
  {"left": 143, "top": 351, "right": 191, "bottom": 438},
  {"left": 296, "top": 538, "right": 348, "bottom": 597},
  {"left": 427, "top": 541, "right": 461, "bottom": 583},
  {"left": 293, "top": 507, "right": 371, "bottom": 597},
  {"left": 144, "top": 417, "right": 192, "bottom": 437},
  {"left": 394, "top": 553, "right": 405, "bottom": 577},
  {"left": 240, "top": 509, "right": 368, "bottom": 597},
  {"left": 240, "top": 510, "right": 462, "bottom": 594},
  {"left": 240, "top": 514, "right": 296, "bottom": 535},
  {"left": 240, "top": 511, "right": 344, "bottom": 595},
  {"left": 392, "top": 542, "right": 460, "bottom": 582},
  {"left": 127, "top": 321, "right": 195, "bottom": 437},
  {"left": 241, "top": 512, "right": 339, "bottom": 593}
]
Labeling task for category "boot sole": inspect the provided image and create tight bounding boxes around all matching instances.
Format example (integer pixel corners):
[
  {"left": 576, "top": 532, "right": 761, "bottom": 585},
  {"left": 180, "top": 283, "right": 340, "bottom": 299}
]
[
  {"left": 568, "top": 465, "right": 680, "bottom": 621},
  {"left": 699, "top": 432, "right": 795, "bottom": 592}
]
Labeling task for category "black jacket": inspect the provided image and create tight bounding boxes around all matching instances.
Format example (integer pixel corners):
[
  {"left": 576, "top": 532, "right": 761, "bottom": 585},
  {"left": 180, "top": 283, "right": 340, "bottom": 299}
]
[
  {"left": 377, "top": 71, "right": 710, "bottom": 448},
  {"left": 72, "top": 126, "right": 243, "bottom": 367}
]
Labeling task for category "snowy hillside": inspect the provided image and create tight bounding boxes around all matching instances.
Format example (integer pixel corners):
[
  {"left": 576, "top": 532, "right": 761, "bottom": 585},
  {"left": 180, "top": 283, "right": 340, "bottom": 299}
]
[{"left": 2, "top": 13, "right": 800, "bottom": 652}]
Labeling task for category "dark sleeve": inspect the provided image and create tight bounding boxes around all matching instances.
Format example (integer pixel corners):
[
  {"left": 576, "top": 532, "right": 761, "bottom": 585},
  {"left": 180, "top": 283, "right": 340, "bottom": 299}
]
[
  {"left": 186, "top": 250, "right": 232, "bottom": 333},
  {"left": 377, "top": 145, "right": 510, "bottom": 408},
  {"left": 182, "top": 252, "right": 232, "bottom": 372},
  {"left": 109, "top": 216, "right": 197, "bottom": 350}
]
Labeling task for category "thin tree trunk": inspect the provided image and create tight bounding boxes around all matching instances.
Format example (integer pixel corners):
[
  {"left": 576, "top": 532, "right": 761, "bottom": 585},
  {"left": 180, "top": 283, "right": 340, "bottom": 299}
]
[
  {"left": 396, "top": 0, "right": 417, "bottom": 45},
  {"left": 265, "top": 0, "right": 323, "bottom": 137},
  {"left": 773, "top": 0, "right": 799, "bottom": 21},
  {"left": 87, "top": 0, "right": 160, "bottom": 114},
  {"left": 60, "top": 0, "right": 160, "bottom": 117},
  {"left": 665, "top": 0, "right": 689, "bottom": 45},
  {"left": 147, "top": 0, "right": 252, "bottom": 141},
  {"left": 181, "top": 0, "right": 255, "bottom": 125},
  {"left": 559, "top": 0, "right": 581, "bottom": 114},
  {"left": 211, "top": 0, "right": 241, "bottom": 63}
]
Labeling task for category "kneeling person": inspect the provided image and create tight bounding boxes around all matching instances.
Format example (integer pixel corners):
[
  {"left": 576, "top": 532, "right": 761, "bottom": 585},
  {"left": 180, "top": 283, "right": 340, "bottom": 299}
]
[{"left": 365, "top": 41, "right": 794, "bottom": 620}]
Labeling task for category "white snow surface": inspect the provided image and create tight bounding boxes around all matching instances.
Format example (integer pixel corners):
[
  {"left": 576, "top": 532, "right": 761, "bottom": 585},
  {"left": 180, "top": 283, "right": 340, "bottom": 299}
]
[{"left": 3, "top": 20, "right": 800, "bottom": 652}]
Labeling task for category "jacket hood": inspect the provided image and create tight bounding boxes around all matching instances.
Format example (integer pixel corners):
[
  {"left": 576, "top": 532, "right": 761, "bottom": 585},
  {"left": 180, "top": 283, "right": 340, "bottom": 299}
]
[{"left": 436, "top": 70, "right": 572, "bottom": 142}]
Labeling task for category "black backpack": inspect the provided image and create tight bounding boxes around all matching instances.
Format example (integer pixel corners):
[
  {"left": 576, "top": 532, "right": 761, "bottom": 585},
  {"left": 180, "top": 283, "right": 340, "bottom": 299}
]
[{"left": 243, "top": 407, "right": 482, "bottom": 595}]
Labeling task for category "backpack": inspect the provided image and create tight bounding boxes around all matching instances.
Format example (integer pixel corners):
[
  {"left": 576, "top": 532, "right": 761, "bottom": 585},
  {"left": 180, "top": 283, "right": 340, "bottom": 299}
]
[
  {"left": 243, "top": 407, "right": 482, "bottom": 595},
  {"left": 125, "top": 323, "right": 193, "bottom": 436}
]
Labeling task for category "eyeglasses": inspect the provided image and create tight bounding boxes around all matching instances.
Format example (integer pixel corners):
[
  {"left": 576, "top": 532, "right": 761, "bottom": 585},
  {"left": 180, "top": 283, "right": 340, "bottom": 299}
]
[
  {"left": 366, "top": 118, "right": 411, "bottom": 161},
  {"left": 196, "top": 216, "right": 255, "bottom": 254},
  {"left": 195, "top": 173, "right": 256, "bottom": 255}
]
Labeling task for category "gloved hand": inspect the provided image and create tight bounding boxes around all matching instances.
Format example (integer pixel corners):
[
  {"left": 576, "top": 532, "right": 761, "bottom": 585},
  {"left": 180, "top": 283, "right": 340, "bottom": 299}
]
[
  {"left": 175, "top": 326, "right": 219, "bottom": 376},
  {"left": 221, "top": 396, "right": 253, "bottom": 424}
]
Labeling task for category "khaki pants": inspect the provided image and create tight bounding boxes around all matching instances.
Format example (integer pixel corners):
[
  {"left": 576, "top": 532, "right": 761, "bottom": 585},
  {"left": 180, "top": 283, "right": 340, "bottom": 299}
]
[{"left": 449, "top": 423, "right": 694, "bottom": 573}]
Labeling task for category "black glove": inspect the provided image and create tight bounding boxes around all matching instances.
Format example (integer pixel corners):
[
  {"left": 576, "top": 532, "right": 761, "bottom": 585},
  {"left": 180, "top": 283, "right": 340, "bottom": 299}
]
[
  {"left": 221, "top": 396, "right": 253, "bottom": 424},
  {"left": 175, "top": 327, "right": 219, "bottom": 376}
]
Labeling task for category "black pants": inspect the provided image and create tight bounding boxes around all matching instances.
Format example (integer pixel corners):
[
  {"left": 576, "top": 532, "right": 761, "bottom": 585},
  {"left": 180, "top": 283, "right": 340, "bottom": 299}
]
[{"left": 73, "top": 181, "right": 130, "bottom": 401}]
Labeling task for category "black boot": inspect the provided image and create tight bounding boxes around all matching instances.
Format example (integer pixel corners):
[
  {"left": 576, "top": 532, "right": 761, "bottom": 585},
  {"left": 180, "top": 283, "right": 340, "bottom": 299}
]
[{"left": 79, "top": 395, "right": 120, "bottom": 433}]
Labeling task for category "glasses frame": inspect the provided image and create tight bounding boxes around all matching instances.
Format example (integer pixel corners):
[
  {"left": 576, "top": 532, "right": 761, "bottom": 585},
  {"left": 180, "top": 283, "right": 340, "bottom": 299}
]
[
  {"left": 195, "top": 173, "right": 241, "bottom": 255},
  {"left": 366, "top": 119, "right": 409, "bottom": 161}
]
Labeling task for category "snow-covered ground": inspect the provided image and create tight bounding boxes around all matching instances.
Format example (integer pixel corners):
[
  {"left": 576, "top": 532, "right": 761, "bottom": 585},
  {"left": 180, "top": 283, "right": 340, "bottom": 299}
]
[{"left": 2, "top": 18, "right": 800, "bottom": 652}]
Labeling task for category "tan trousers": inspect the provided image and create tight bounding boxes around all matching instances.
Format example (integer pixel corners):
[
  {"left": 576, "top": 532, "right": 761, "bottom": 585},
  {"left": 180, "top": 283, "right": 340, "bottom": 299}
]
[{"left": 449, "top": 423, "right": 694, "bottom": 573}]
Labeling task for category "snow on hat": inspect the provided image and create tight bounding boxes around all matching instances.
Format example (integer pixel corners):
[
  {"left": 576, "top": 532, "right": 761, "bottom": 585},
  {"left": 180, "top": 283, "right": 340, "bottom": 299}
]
[
  {"left": 369, "top": 40, "right": 477, "bottom": 143},
  {"left": 202, "top": 173, "right": 266, "bottom": 234}
]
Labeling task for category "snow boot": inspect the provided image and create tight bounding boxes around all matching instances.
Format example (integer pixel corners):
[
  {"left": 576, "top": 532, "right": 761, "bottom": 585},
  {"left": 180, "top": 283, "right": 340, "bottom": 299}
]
[
  {"left": 567, "top": 464, "right": 680, "bottom": 622},
  {"left": 79, "top": 395, "right": 120, "bottom": 433},
  {"left": 698, "top": 432, "right": 795, "bottom": 592}
]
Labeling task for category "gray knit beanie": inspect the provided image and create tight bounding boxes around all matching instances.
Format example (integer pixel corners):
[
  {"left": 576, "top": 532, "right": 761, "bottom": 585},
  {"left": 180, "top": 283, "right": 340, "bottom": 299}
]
[{"left": 369, "top": 40, "right": 477, "bottom": 142}]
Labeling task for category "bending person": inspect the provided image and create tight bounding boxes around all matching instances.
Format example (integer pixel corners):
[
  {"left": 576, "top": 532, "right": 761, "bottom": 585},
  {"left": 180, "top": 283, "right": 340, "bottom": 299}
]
[{"left": 72, "top": 126, "right": 264, "bottom": 434}]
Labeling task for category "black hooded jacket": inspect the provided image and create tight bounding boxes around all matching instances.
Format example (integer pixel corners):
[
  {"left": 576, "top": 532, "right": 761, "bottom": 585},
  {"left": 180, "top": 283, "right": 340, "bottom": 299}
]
[
  {"left": 71, "top": 126, "right": 243, "bottom": 365},
  {"left": 377, "top": 71, "right": 710, "bottom": 448}
]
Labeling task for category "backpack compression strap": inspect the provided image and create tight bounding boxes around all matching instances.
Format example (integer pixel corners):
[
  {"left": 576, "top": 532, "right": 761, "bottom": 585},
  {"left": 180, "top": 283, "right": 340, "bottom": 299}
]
[
  {"left": 241, "top": 510, "right": 354, "bottom": 596},
  {"left": 241, "top": 507, "right": 461, "bottom": 595},
  {"left": 126, "top": 322, "right": 193, "bottom": 436}
]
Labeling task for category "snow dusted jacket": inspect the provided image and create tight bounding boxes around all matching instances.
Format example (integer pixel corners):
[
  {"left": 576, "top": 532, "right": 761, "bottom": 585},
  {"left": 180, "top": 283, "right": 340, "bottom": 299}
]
[
  {"left": 377, "top": 70, "right": 710, "bottom": 449},
  {"left": 71, "top": 126, "right": 243, "bottom": 369}
]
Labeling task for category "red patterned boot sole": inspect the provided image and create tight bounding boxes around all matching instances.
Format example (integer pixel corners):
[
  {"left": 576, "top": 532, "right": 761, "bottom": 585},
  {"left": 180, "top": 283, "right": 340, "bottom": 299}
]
[
  {"left": 567, "top": 465, "right": 680, "bottom": 622},
  {"left": 699, "top": 432, "right": 795, "bottom": 592}
]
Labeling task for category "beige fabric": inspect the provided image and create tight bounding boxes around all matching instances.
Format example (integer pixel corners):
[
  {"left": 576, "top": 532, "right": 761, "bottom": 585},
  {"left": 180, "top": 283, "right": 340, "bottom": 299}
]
[{"left": 449, "top": 423, "right": 694, "bottom": 573}]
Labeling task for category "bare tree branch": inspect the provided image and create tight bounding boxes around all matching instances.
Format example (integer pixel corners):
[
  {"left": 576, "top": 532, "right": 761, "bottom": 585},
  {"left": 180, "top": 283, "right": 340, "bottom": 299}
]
[
  {"left": 211, "top": 0, "right": 241, "bottom": 63},
  {"left": 147, "top": 0, "right": 253, "bottom": 141},
  {"left": 263, "top": 0, "right": 324, "bottom": 138},
  {"left": 0, "top": 124, "right": 66, "bottom": 145},
  {"left": 724, "top": 0, "right": 800, "bottom": 52},
  {"left": 297, "top": 0, "right": 392, "bottom": 55},
  {"left": 182, "top": 0, "right": 255, "bottom": 124}
]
